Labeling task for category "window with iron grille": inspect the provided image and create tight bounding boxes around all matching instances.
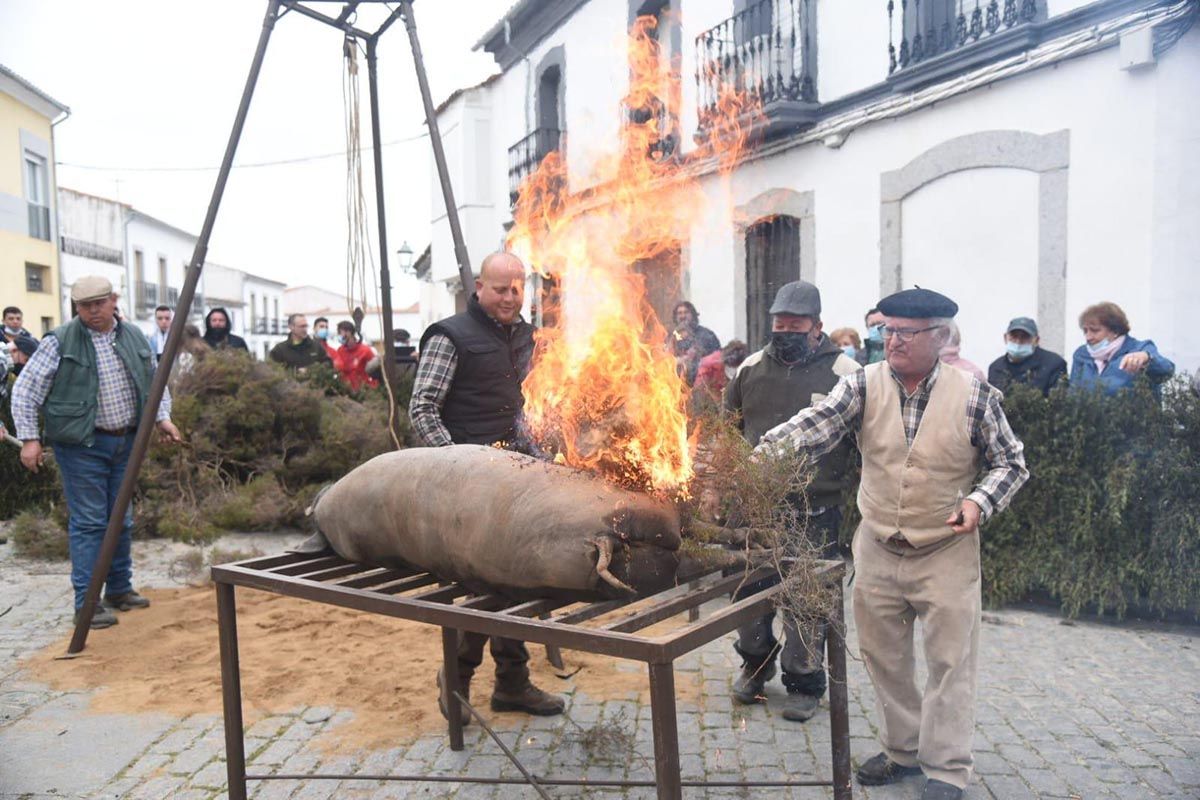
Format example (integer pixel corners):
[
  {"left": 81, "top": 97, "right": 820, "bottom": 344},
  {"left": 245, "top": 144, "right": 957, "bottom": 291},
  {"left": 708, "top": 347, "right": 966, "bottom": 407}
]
[
  {"left": 25, "top": 263, "right": 49, "bottom": 293},
  {"left": 744, "top": 215, "right": 800, "bottom": 349}
]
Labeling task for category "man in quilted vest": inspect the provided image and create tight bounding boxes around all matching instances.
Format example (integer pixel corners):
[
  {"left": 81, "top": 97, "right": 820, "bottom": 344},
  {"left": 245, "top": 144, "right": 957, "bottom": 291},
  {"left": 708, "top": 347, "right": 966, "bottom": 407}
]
[
  {"left": 756, "top": 288, "right": 1028, "bottom": 800},
  {"left": 12, "top": 276, "right": 183, "bottom": 630}
]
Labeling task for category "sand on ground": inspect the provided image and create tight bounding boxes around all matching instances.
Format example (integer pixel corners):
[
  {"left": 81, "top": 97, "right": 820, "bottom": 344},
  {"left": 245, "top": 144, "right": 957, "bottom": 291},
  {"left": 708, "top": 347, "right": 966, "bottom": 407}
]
[{"left": 24, "top": 587, "right": 700, "bottom": 752}]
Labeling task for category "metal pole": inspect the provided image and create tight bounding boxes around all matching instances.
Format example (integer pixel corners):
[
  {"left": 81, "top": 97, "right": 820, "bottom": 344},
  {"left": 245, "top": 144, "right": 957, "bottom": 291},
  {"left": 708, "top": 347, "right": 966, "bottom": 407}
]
[
  {"left": 364, "top": 38, "right": 400, "bottom": 409},
  {"left": 827, "top": 578, "right": 853, "bottom": 800},
  {"left": 216, "top": 582, "right": 248, "bottom": 800},
  {"left": 441, "top": 627, "right": 465, "bottom": 751},
  {"left": 398, "top": 0, "right": 474, "bottom": 295},
  {"left": 648, "top": 661, "right": 683, "bottom": 800},
  {"left": 66, "top": 0, "right": 282, "bottom": 654}
]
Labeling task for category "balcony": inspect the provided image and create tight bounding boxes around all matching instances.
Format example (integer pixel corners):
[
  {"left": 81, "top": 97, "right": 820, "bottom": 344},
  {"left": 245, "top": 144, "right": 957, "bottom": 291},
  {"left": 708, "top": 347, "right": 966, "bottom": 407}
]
[
  {"left": 250, "top": 318, "right": 284, "bottom": 336},
  {"left": 135, "top": 281, "right": 158, "bottom": 312},
  {"left": 887, "top": 0, "right": 1041, "bottom": 91},
  {"left": 695, "top": 0, "right": 818, "bottom": 139},
  {"left": 507, "top": 128, "right": 563, "bottom": 207}
]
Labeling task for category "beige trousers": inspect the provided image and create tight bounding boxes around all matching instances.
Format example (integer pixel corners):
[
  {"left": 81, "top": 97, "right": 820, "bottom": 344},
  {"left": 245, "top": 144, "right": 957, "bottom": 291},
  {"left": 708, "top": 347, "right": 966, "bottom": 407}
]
[{"left": 852, "top": 526, "right": 981, "bottom": 789}]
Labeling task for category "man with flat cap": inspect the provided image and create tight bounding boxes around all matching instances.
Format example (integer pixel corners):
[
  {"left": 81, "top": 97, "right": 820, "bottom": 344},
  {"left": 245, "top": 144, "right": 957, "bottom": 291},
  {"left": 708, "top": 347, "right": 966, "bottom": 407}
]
[
  {"left": 987, "top": 316, "right": 1067, "bottom": 396},
  {"left": 723, "top": 280, "right": 860, "bottom": 721},
  {"left": 12, "top": 276, "right": 183, "bottom": 629},
  {"left": 756, "top": 287, "right": 1028, "bottom": 800}
]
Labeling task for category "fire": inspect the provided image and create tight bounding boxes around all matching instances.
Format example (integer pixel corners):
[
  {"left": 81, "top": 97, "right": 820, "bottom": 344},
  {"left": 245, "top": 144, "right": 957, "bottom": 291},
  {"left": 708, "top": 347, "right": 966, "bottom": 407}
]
[{"left": 510, "top": 16, "right": 759, "bottom": 496}]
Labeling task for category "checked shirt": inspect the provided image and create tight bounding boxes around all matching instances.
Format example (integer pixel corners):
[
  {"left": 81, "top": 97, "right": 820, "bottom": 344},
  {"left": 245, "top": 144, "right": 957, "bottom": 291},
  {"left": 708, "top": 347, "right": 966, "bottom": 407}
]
[
  {"left": 756, "top": 361, "right": 1028, "bottom": 521},
  {"left": 408, "top": 332, "right": 458, "bottom": 447},
  {"left": 11, "top": 324, "right": 172, "bottom": 442}
]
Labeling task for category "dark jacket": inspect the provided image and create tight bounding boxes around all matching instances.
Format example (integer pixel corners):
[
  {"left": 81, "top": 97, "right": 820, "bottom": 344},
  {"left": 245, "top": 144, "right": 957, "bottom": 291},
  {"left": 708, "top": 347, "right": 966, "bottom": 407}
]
[
  {"left": 42, "top": 317, "right": 154, "bottom": 447},
  {"left": 202, "top": 307, "right": 249, "bottom": 352},
  {"left": 419, "top": 295, "right": 535, "bottom": 446},
  {"left": 1069, "top": 335, "right": 1175, "bottom": 397},
  {"left": 855, "top": 337, "right": 886, "bottom": 366},
  {"left": 724, "top": 335, "right": 861, "bottom": 509},
  {"left": 269, "top": 336, "right": 331, "bottom": 370},
  {"left": 987, "top": 347, "right": 1067, "bottom": 396}
]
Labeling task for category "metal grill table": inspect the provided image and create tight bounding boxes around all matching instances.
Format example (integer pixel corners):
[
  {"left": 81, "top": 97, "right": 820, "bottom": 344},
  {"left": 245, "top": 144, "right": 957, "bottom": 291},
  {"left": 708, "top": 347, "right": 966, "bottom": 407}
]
[{"left": 213, "top": 552, "right": 852, "bottom": 799}]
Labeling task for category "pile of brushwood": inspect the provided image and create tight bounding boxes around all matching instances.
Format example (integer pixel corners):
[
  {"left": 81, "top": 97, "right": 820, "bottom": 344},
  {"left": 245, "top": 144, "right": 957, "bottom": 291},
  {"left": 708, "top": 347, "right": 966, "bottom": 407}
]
[
  {"left": 686, "top": 412, "right": 836, "bottom": 634},
  {"left": 2, "top": 349, "right": 400, "bottom": 552}
]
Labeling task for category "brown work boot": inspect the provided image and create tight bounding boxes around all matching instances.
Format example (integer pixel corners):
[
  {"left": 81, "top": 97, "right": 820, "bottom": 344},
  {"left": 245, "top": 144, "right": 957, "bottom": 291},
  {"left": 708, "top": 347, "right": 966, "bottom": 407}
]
[
  {"left": 490, "top": 682, "right": 565, "bottom": 716},
  {"left": 436, "top": 667, "right": 471, "bottom": 725}
]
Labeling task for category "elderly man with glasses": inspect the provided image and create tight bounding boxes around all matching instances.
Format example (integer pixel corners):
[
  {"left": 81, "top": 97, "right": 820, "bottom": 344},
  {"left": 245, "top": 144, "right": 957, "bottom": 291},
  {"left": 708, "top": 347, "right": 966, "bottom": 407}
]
[{"left": 756, "top": 288, "right": 1028, "bottom": 800}]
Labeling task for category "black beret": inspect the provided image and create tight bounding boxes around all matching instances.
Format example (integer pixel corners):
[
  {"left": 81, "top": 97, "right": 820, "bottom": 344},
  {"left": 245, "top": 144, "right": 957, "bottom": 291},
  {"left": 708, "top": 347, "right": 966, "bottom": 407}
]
[
  {"left": 12, "top": 334, "right": 39, "bottom": 357},
  {"left": 876, "top": 287, "right": 958, "bottom": 319}
]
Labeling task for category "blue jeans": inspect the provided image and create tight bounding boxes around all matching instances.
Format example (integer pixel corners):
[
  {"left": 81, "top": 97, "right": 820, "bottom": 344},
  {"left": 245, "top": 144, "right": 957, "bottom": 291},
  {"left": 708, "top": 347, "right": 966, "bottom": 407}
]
[{"left": 53, "top": 433, "right": 135, "bottom": 609}]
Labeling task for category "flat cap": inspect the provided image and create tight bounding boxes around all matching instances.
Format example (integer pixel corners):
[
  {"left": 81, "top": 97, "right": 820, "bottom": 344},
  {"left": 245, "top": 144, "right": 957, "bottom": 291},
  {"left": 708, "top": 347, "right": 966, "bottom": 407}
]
[
  {"left": 877, "top": 287, "right": 958, "bottom": 319},
  {"left": 71, "top": 275, "right": 113, "bottom": 303},
  {"left": 769, "top": 280, "right": 821, "bottom": 317},
  {"left": 1006, "top": 316, "right": 1038, "bottom": 336}
]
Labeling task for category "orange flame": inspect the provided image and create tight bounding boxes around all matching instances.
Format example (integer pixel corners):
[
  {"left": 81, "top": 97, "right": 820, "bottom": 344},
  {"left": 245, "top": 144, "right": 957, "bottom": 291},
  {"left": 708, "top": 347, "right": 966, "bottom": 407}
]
[{"left": 510, "top": 16, "right": 760, "bottom": 496}]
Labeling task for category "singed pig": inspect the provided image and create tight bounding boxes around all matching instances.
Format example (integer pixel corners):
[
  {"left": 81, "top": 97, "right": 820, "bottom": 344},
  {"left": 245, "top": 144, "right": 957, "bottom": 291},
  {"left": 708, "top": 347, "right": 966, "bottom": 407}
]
[{"left": 306, "top": 444, "right": 684, "bottom": 600}]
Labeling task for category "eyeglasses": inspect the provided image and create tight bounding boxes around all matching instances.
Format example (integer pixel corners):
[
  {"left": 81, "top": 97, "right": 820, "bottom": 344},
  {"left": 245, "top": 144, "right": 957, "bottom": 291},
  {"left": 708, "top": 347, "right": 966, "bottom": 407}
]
[{"left": 882, "top": 325, "right": 944, "bottom": 342}]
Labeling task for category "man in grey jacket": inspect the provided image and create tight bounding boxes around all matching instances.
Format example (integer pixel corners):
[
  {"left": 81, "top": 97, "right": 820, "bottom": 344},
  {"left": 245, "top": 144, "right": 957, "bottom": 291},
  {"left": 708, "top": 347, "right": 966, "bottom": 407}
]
[{"left": 723, "top": 280, "right": 861, "bottom": 721}]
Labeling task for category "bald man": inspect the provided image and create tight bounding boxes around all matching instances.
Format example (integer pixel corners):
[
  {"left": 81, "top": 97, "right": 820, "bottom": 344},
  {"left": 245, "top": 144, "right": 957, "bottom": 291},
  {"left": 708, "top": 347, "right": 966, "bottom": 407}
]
[{"left": 411, "top": 252, "right": 565, "bottom": 718}]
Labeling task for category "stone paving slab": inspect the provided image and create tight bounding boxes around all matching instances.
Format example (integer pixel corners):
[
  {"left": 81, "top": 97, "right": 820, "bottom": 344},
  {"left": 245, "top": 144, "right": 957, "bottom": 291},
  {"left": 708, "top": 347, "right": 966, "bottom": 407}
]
[{"left": 2, "top": 531, "right": 1199, "bottom": 799}]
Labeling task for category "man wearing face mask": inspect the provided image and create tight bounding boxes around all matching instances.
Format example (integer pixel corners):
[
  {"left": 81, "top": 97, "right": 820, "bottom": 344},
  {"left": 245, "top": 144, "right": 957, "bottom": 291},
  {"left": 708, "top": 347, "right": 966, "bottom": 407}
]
[
  {"left": 857, "top": 307, "right": 887, "bottom": 366},
  {"left": 312, "top": 317, "right": 337, "bottom": 360},
  {"left": 722, "top": 280, "right": 860, "bottom": 721},
  {"left": 986, "top": 317, "right": 1066, "bottom": 396}
]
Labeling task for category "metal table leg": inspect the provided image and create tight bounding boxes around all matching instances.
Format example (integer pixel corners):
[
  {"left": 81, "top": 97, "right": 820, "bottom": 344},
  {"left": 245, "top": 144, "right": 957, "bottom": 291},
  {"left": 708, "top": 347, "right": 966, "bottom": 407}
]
[
  {"left": 648, "top": 661, "right": 683, "bottom": 800},
  {"left": 441, "top": 627, "right": 465, "bottom": 751},
  {"left": 216, "top": 582, "right": 247, "bottom": 800},
  {"left": 826, "top": 579, "right": 853, "bottom": 800}
]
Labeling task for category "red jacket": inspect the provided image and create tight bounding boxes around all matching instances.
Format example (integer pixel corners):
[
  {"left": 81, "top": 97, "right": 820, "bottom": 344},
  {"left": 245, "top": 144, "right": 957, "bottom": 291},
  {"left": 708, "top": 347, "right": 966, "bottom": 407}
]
[
  {"left": 693, "top": 350, "right": 729, "bottom": 404},
  {"left": 331, "top": 341, "right": 378, "bottom": 390}
]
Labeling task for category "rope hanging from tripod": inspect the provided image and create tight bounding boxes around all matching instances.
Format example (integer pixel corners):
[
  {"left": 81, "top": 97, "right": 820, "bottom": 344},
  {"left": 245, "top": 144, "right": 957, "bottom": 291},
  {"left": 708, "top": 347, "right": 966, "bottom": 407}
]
[{"left": 343, "top": 35, "right": 401, "bottom": 449}]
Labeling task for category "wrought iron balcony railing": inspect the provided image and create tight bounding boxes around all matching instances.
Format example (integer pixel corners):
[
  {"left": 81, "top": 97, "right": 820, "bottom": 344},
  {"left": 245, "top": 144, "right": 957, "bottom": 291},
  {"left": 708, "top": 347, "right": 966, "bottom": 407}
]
[
  {"left": 695, "top": 0, "right": 817, "bottom": 132},
  {"left": 507, "top": 128, "right": 562, "bottom": 207},
  {"left": 135, "top": 281, "right": 158, "bottom": 310},
  {"left": 888, "top": 0, "right": 1039, "bottom": 74}
]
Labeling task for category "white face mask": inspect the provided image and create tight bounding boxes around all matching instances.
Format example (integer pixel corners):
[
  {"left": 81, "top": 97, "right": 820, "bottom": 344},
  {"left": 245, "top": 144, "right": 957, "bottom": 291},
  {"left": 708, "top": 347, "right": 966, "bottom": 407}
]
[{"left": 724, "top": 364, "right": 736, "bottom": 379}]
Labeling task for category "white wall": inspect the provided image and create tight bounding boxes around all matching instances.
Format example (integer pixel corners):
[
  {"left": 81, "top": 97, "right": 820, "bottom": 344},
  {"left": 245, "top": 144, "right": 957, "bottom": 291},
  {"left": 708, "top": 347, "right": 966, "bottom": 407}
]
[
  {"left": 685, "top": 32, "right": 1199, "bottom": 375},
  {"left": 57, "top": 189, "right": 128, "bottom": 318},
  {"left": 242, "top": 275, "right": 286, "bottom": 360},
  {"left": 124, "top": 213, "right": 198, "bottom": 337},
  {"left": 901, "top": 169, "right": 1040, "bottom": 367}
]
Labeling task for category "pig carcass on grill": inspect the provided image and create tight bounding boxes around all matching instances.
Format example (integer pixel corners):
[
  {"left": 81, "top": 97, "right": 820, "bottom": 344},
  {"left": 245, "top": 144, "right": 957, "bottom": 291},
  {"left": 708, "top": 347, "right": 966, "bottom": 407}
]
[{"left": 306, "top": 444, "right": 684, "bottom": 600}]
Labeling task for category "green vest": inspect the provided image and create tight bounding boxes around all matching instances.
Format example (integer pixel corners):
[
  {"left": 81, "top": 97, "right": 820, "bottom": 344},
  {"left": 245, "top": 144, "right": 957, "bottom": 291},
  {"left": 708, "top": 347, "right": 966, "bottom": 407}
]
[{"left": 43, "top": 317, "right": 155, "bottom": 447}]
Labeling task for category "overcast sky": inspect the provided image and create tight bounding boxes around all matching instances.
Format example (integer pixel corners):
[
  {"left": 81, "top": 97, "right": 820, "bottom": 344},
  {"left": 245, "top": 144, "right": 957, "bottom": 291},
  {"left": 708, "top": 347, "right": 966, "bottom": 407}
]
[{"left": 0, "top": 0, "right": 511, "bottom": 304}]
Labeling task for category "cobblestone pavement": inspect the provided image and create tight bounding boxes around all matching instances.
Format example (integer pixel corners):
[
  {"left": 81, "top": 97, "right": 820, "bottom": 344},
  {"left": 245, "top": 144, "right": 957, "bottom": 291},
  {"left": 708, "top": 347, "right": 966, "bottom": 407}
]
[{"left": 2, "top": 532, "right": 1198, "bottom": 799}]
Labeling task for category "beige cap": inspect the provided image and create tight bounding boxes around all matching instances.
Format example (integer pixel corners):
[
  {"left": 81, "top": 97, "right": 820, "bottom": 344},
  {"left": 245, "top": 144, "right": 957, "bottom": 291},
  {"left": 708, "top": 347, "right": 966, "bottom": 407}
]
[{"left": 71, "top": 275, "right": 114, "bottom": 303}]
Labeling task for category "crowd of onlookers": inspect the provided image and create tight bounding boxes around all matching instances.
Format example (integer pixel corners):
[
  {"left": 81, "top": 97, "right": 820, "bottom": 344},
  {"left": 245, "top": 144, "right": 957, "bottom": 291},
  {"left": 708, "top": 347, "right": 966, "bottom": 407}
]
[{"left": 672, "top": 297, "right": 1185, "bottom": 407}]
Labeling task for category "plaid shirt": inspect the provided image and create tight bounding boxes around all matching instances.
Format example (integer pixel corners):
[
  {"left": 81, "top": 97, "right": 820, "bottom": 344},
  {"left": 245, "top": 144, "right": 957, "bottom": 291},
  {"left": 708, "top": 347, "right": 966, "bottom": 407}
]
[
  {"left": 757, "top": 362, "right": 1028, "bottom": 522},
  {"left": 11, "top": 323, "right": 172, "bottom": 442},
  {"left": 408, "top": 332, "right": 457, "bottom": 447}
]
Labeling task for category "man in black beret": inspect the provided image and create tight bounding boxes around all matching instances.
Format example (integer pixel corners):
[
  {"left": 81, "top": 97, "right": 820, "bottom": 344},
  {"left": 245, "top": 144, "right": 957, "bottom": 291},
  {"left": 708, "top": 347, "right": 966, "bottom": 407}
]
[{"left": 755, "top": 287, "right": 1029, "bottom": 800}]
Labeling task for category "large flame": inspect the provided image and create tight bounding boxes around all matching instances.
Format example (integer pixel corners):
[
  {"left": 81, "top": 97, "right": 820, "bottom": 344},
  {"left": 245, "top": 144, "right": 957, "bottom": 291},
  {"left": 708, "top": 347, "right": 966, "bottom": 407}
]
[{"left": 510, "top": 16, "right": 759, "bottom": 496}]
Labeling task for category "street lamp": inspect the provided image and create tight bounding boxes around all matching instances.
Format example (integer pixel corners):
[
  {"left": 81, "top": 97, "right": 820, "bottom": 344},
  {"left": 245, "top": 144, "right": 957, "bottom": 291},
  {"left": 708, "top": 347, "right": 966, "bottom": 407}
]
[{"left": 397, "top": 240, "right": 414, "bottom": 272}]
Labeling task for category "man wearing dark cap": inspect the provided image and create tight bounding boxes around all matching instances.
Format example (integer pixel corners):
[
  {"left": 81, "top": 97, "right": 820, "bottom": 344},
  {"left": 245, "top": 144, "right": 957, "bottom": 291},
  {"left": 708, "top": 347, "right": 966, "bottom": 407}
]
[
  {"left": 723, "top": 280, "right": 860, "bottom": 721},
  {"left": 11, "top": 276, "right": 183, "bottom": 629},
  {"left": 756, "top": 287, "right": 1028, "bottom": 800},
  {"left": 986, "top": 317, "right": 1067, "bottom": 396}
]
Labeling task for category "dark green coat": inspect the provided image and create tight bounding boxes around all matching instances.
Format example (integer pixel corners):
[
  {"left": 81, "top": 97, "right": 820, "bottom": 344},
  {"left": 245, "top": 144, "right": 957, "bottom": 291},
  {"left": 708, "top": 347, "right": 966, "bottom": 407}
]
[{"left": 43, "top": 317, "right": 154, "bottom": 447}]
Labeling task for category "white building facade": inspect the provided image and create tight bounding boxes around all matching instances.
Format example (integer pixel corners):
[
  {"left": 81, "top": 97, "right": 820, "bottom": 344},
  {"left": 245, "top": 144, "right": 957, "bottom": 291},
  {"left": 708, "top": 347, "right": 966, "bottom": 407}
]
[
  {"left": 57, "top": 188, "right": 129, "bottom": 316},
  {"left": 430, "top": 0, "right": 1200, "bottom": 373},
  {"left": 284, "top": 284, "right": 423, "bottom": 349},
  {"left": 124, "top": 209, "right": 203, "bottom": 338},
  {"left": 243, "top": 272, "right": 288, "bottom": 360}
]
